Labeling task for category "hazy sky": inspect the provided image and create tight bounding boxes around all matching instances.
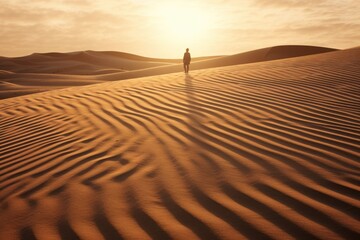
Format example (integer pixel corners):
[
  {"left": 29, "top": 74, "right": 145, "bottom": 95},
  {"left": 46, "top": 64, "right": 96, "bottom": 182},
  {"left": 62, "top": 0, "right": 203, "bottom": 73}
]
[{"left": 1, "top": 0, "right": 359, "bottom": 58}]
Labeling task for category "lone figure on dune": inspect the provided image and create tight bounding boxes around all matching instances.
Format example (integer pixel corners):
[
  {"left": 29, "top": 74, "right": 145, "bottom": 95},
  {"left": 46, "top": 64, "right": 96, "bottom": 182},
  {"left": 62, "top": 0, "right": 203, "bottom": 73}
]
[{"left": 183, "top": 48, "right": 191, "bottom": 73}]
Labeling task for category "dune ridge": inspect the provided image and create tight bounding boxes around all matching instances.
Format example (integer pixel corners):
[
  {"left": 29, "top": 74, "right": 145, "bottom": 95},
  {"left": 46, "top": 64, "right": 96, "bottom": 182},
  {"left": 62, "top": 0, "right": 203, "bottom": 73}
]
[
  {"left": 0, "top": 45, "right": 336, "bottom": 100},
  {"left": 0, "top": 50, "right": 218, "bottom": 75},
  {"left": 0, "top": 47, "right": 359, "bottom": 240}
]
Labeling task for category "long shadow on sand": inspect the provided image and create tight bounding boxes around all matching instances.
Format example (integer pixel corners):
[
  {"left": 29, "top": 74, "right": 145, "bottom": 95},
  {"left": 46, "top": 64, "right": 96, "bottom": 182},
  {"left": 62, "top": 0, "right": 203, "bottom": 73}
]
[{"left": 184, "top": 74, "right": 201, "bottom": 128}]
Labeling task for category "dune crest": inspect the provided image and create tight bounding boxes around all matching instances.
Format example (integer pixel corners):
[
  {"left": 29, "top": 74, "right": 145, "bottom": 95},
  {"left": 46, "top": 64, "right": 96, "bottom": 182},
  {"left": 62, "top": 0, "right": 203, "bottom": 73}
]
[
  {"left": 0, "top": 47, "right": 359, "bottom": 240},
  {"left": 0, "top": 45, "right": 337, "bottom": 99},
  {"left": 0, "top": 50, "right": 217, "bottom": 75}
]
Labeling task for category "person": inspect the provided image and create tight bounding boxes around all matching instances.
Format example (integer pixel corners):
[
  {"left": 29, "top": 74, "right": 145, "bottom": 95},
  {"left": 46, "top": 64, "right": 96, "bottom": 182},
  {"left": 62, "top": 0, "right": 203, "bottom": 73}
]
[{"left": 183, "top": 48, "right": 191, "bottom": 73}]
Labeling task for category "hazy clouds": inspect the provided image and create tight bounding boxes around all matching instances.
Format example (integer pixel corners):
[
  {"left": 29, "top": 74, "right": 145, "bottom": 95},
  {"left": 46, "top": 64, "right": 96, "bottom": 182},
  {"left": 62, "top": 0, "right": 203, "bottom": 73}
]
[{"left": 1, "top": 0, "right": 359, "bottom": 57}]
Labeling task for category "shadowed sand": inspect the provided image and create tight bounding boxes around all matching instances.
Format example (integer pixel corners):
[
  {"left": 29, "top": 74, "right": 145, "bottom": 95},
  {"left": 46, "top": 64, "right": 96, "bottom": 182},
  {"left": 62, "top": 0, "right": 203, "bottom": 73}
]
[
  {"left": 0, "top": 47, "right": 359, "bottom": 240},
  {"left": 0, "top": 45, "right": 336, "bottom": 99}
]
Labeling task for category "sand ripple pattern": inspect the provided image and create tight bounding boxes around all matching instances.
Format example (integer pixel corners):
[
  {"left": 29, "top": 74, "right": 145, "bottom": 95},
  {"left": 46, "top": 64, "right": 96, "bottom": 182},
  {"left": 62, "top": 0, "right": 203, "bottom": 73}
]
[{"left": 1, "top": 49, "right": 360, "bottom": 240}]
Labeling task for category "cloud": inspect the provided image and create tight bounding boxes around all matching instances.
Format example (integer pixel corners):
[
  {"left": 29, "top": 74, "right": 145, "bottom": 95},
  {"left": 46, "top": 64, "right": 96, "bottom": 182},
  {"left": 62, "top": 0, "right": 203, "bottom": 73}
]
[
  {"left": 0, "top": 0, "right": 144, "bottom": 56},
  {"left": 253, "top": 0, "right": 328, "bottom": 8},
  {"left": 0, "top": 0, "right": 359, "bottom": 57}
]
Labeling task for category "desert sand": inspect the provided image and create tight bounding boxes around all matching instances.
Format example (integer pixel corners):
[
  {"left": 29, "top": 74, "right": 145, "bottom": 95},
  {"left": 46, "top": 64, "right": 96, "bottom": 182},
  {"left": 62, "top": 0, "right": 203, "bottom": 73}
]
[
  {"left": 0, "top": 46, "right": 359, "bottom": 240},
  {"left": 0, "top": 45, "right": 335, "bottom": 100}
]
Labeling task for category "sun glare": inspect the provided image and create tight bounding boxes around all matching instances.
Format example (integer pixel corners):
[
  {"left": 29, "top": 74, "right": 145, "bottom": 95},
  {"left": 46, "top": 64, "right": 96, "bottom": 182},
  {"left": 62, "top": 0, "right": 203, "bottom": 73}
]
[{"left": 153, "top": 3, "right": 213, "bottom": 51}]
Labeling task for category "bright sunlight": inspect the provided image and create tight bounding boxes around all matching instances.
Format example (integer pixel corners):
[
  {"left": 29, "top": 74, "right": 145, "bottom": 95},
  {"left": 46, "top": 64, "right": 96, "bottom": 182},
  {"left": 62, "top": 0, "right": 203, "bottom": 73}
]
[{"left": 153, "top": 2, "right": 214, "bottom": 50}]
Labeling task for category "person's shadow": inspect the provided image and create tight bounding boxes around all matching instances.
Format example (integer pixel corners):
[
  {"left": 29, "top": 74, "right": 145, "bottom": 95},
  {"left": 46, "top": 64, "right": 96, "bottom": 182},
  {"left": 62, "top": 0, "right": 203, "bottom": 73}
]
[{"left": 185, "top": 74, "right": 201, "bottom": 129}]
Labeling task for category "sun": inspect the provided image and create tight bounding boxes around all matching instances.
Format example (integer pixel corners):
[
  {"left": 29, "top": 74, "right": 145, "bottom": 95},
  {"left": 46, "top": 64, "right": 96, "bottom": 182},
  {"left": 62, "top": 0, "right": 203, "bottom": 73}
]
[{"left": 153, "top": 2, "right": 213, "bottom": 49}]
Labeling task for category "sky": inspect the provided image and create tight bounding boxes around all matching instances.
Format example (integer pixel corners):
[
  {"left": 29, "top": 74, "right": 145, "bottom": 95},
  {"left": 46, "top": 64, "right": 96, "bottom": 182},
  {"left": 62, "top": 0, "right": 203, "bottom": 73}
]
[{"left": 1, "top": 0, "right": 359, "bottom": 58}]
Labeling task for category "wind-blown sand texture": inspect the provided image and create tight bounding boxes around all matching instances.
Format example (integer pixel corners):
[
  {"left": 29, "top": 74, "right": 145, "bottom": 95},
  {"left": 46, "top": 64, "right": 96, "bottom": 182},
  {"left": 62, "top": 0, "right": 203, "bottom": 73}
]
[
  {"left": 0, "top": 45, "right": 335, "bottom": 99},
  {"left": 0, "top": 47, "right": 359, "bottom": 240}
]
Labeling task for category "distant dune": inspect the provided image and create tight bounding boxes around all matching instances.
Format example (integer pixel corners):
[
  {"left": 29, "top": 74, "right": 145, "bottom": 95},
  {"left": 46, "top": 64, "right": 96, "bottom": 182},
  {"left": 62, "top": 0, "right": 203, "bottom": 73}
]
[
  {"left": 0, "top": 45, "right": 336, "bottom": 99},
  {"left": 1, "top": 47, "right": 359, "bottom": 240},
  {"left": 0, "top": 51, "right": 218, "bottom": 75},
  {"left": 0, "top": 51, "right": 169, "bottom": 75},
  {"left": 99, "top": 45, "right": 336, "bottom": 81}
]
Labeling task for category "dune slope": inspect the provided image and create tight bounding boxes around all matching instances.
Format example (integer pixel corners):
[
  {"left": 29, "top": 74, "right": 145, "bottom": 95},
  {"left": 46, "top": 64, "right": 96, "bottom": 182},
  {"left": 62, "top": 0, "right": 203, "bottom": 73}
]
[
  {"left": 0, "top": 51, "right": 218, "bottom": 75},
  {"left": 96, "top": 45, "right": 336, "bottom": 81},
  {"left": 0, "top": 45, "right": 337, "bottom": 100},
  {"left": 0, "top": 48, "right": 359, "bottom": 240}
]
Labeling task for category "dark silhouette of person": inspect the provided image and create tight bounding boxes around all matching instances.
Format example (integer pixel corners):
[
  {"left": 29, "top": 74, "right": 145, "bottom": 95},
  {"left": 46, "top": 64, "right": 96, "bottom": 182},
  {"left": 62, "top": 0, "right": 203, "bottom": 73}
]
[{"left": 183, "top": 48, "right": 191, "bottom": 73}]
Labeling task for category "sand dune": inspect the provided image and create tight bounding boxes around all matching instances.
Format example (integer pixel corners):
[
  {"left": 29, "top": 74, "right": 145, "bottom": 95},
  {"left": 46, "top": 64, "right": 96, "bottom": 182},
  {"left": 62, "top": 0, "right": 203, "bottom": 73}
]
[
  {"left": 0, "top": 51, "right": 218, "bottom": 75},
  {"left": 96, "top": 45, "right": 337, "bottom": 80},
  {"left": 0, "top": 45, "right": 336, "bottom": 100},
  {"left": 0, "top": 51, "right": 166, "bottom": 75},
  {"left": 0, "top": 47, "right": 359, "bottom": 240}
]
